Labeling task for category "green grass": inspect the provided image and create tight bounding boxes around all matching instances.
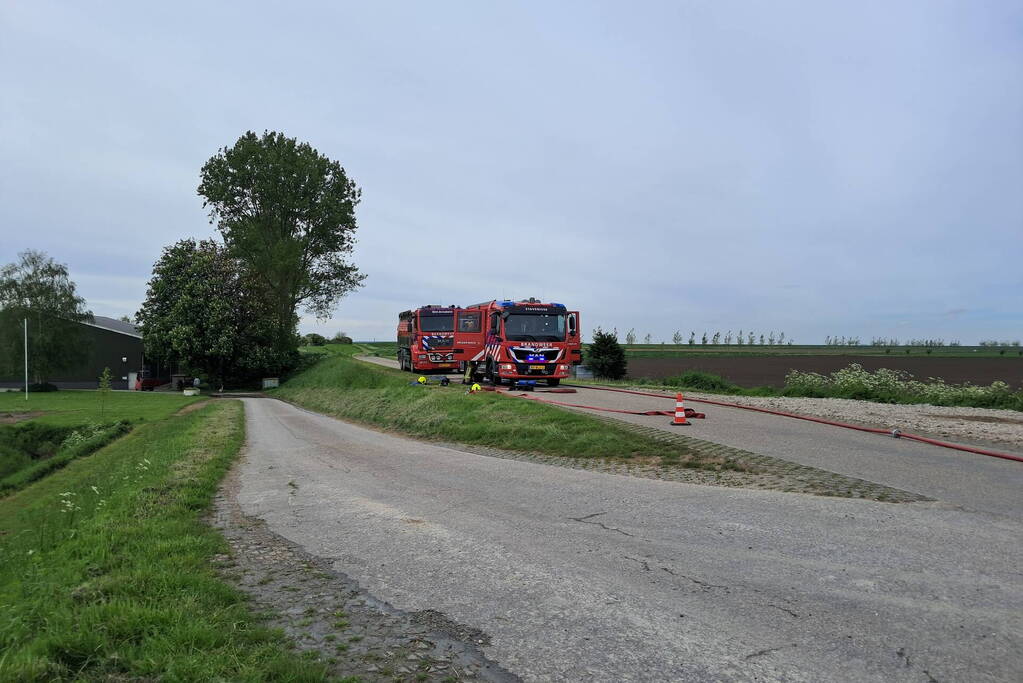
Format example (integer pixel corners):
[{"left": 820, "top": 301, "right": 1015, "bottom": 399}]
[
  {"left": 0, "top": 422, "right": 131, "bottom": 496},
  {"left": 0, "top": 400, "right": 331, "bottom": 680},
  {"left": 351, "top": 341, "right": 397, "bottom": 358},
  {"left": 272, "top": 345, "right": 734, "bottom": 466},
  {"left": 0, "top": 390, "right": 202, "bottom": 427}
]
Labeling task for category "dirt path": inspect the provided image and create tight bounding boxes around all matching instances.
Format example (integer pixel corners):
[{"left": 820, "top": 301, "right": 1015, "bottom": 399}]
[{"left": 0, "top": 411, "right": 44, "bottom": 424}]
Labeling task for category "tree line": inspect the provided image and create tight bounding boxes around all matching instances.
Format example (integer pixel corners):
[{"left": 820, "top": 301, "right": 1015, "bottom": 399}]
[{"left": 623, "top": 329, "right": 792, "bottom": 346}]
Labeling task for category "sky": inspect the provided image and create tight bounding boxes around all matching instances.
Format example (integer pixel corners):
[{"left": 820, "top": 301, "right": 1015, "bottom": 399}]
[{"left": 1, "top": 1, "right": 1021, "bottom": 344}]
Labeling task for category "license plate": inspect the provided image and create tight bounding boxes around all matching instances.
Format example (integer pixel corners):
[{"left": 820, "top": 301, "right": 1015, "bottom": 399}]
[
  {"left": 529, "top": 365, "right": 545, "bottom": 371},
  {"left": 437, "top": 363, "right": 453, "bottom": 367}
]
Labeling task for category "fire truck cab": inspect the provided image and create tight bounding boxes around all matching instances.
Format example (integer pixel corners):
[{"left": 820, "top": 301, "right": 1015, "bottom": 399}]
[
  {"left": 459, "top": 298, "right": 581, "bottom": 387},
  {"left": 397, "top": 305, "right": 460, "bottom": 373}
]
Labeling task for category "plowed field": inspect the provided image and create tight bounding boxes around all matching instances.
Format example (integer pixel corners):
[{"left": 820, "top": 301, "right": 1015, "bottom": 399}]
[{"left": 626, "top": 355, "right": 1023, "bottom": 388}]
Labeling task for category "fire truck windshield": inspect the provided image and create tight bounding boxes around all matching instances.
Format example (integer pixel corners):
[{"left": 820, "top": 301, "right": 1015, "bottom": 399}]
[
  {"left": 418, "top": 315, "right": 454, "bottom": 333},
  {"left": 504, "top": 313, "right": 566, "bottom": 342}
]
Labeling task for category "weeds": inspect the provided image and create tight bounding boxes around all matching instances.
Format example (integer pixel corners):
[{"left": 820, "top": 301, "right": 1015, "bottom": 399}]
[{"left": 784, "top": 364, "right": 1023, "bottom": 410}]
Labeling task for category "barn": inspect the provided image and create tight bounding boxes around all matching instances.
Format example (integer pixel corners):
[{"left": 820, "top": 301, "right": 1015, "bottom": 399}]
[{"left": 0, "top": 315, "right": 144, "bottom": 390}]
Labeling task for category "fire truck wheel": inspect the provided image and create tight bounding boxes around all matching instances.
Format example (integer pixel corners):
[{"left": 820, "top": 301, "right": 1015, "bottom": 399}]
[
  {"left": 486, "top": 361, "right": 501, "bottom": 385},
  {"left": 546, "top": 378, "right": 561, "bottom": 387}
]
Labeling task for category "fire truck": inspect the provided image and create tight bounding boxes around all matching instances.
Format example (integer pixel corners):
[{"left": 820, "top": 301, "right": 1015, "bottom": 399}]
[
  {"left": 397, "top": 305, "right": 461, "bottom": 373},
  {"left": 456, "top": 298, "right": 581, "bottom": 387}
]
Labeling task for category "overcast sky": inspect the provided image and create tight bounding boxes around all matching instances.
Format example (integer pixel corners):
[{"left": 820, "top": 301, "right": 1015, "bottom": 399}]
[{"left": 2, "top": 1, "right": 1020, "bottom": 344}]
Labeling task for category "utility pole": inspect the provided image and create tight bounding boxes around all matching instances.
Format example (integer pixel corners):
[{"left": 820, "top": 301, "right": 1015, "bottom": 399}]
[{"left": 24, "top": 318, "right": 29, "bottom": 401}]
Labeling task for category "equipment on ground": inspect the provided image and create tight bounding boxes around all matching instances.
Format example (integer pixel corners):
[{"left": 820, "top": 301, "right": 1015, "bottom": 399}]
[{"left": 670, "top": 393, "right": 691, "bottom": 426}]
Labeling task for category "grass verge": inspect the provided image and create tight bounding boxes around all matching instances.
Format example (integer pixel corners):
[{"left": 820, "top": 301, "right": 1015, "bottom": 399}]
[
  {"left": 274, "top": 345, "right": 744, "bottom": 469},
  {"left": 0, "top": 390, "right": 202, "bottom": 427},
  {"left": 0, "top": 400, "right": 331, "bottom": 680}
]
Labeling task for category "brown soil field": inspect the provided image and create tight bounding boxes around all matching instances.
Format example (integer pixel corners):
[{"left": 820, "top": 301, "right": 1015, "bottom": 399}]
[{"left": 626, "top": 355, "right": 1023, "bottom": 389}]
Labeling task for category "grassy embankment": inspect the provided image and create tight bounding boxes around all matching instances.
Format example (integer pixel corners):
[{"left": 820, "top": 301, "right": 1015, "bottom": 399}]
[
  {"left": 279, "top": 344, "right": 742, "bottom": 468},
  {"left": 0, "top": 397, "right": 332, "bottom": 680},
  {"left": 0, "top": 392, "right": 205, "bottom": 496}
]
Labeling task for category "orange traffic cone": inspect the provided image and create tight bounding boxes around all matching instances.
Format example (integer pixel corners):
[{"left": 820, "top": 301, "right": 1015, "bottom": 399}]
[{"left": 670, "top": 393, "right": 690, "bottom": 426}]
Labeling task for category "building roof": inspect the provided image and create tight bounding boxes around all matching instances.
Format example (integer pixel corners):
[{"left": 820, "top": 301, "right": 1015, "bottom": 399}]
[{"left": 86, "top": 315, "right": 142, "bottom": 339}]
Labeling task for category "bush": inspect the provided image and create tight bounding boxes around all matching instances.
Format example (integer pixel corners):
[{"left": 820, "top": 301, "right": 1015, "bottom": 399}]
[
  {"left": 28, "top": 382, "right": 59, "bottom": 392},
  {"left": 587, "top": 328, "right": 627, "bottom": 380},
  {"left": 667, "top": 371, "right": 739, "bottom": 393},
  {"left": 783, "top": 364, "right": 1023, "bottom": 410},
  {"left": 303, "top": 333, "right": 327, "bottom": 346}
]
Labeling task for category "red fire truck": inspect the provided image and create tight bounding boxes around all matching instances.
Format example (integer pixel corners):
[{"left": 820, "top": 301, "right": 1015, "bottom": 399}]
[
  {"left": 397, "top": 305, "right": 461, "bottom": 373},
  {"left": 456, "top": 298, "right": 581, "bottom": 387}
]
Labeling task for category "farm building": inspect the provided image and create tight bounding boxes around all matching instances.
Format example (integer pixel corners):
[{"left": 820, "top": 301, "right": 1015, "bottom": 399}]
[{"left": 0, "top": 315, "right": 144, "bottom": 390}]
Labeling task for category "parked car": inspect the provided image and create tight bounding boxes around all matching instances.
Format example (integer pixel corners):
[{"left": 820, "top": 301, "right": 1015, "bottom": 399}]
[{"left": 139, "top": 377, "right": 167, "bottom": 391}]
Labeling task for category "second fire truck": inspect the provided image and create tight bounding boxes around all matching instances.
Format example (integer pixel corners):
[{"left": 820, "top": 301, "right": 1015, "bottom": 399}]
[{"left": 397, "top": 305, "right": 460, "bottom": 373}]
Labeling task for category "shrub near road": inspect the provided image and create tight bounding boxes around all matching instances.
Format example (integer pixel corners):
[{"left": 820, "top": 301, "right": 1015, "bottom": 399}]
[{"left": 0, "top": 401, "right": 329, "bottom": 680}]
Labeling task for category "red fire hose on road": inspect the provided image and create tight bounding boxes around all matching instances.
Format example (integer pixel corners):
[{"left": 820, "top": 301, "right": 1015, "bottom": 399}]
[
  {"left": 556, "top": 384, "right": 1023, "bottom": 464},
  {"left": 512, "top": 392, "right": 705, "bottom": 419}
]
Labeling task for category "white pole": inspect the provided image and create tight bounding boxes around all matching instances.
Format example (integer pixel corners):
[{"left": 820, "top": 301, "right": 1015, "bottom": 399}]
[{"left": 24, "top": 317, "right": 29, "bottom": 401}]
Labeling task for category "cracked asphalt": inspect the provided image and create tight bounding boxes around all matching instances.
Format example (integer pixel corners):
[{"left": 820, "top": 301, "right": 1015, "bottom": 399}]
[{"left": 235, "top": 397, "right": 1022, "bottom": 682}]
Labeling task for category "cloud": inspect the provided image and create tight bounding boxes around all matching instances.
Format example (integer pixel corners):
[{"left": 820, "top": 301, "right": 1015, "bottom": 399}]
[{"left": 2, "top": 0, "right": 1020, "bottom": 344}]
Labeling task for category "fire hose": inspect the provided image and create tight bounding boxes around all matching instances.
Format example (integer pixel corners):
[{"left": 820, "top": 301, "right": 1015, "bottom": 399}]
[
  {"left": 511, "top": 392, "right": 705, "bottom": 419},
  {"left": 552, "top": 384, "right": 1023, "bottom": 464}
]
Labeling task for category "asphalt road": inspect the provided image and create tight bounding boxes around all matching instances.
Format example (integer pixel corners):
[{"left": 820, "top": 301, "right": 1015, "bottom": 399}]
[
  {"left": 524, "top": 386, "right": 1023, "bottom": 520},
  {"left": 359, "top": 355, "right": 1023, "bottom": 519},
  {"left": 236, "top": 397, "right": 1023, "bottom": 682}
]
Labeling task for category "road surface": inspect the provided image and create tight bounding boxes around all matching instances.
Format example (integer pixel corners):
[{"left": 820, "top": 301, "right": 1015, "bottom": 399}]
[
  {"left": 358, "top": 355, "right": 1023, "bottom": 518},
  {"left": 235, "top": 397, "right": 1023, "bottom": 682}
]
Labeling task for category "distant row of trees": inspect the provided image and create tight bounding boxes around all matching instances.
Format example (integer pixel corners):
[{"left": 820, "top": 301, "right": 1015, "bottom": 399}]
[
  {"left": 617, "top": 329, "right": 1019, "bottom": 348},
  {"left": 628, "top": 329, "right": 793, "bottom": 346},
  {"left": 302, "top": 332, "right": 352, "bottom": 346},
  {"left": 870, "top": 338, "right": 962, "bottom": 347}
]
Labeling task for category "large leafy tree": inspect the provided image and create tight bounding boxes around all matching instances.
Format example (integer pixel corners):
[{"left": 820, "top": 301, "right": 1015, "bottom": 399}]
[
  {"left": 0, "top": 250, "right": 93, "bottom": 383},
  {"left": 136, "top": 240, "right": 293, "bottom": 387},
  {"left": 197, "top": 131, "right": 365, "bottom": 362}
]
